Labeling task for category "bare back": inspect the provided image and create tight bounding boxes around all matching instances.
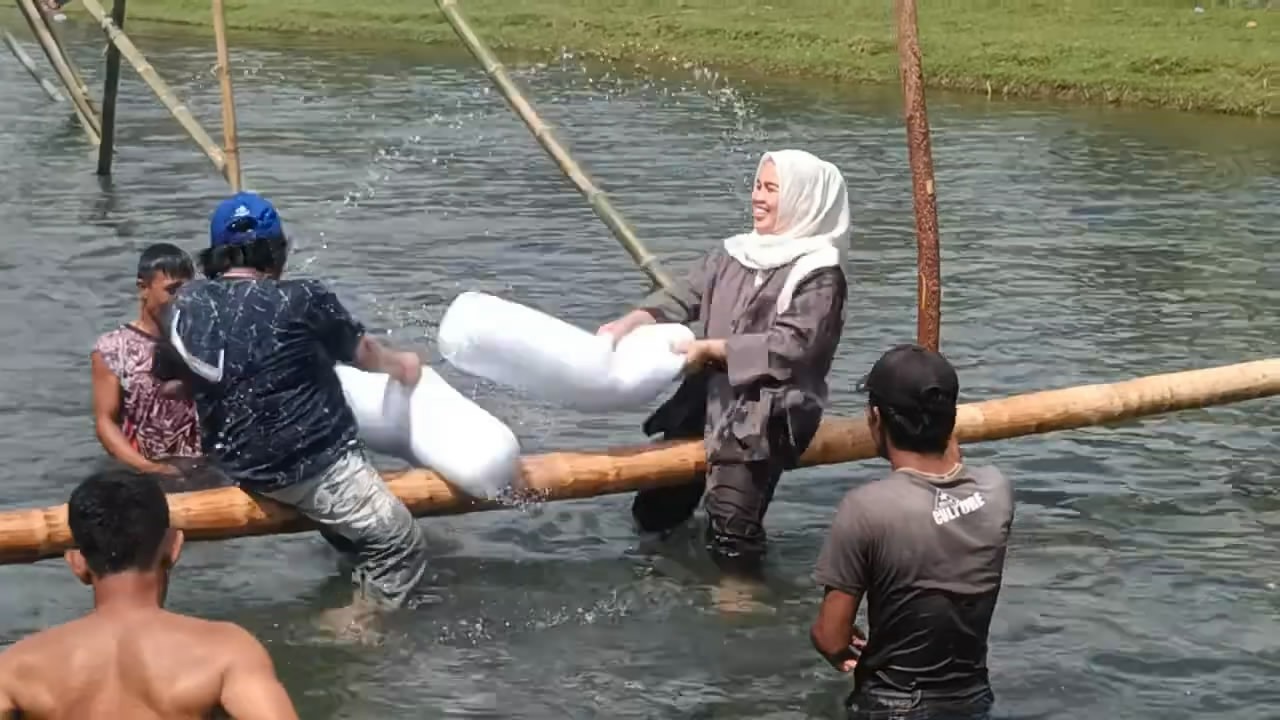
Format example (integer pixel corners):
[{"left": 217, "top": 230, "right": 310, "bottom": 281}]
[{"left": 0, "top": 608, "right": 296, "bottom": 720}]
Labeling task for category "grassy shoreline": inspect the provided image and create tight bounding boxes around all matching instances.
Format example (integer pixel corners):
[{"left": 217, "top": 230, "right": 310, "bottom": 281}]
[{"left": 83, "top": 1, "right": 1280, "bottom": 116}]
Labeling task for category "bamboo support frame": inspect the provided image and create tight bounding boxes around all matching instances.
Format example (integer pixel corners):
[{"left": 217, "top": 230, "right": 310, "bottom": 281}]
[
  {"left": 33, "top": 0, "right": 97, "bottom": 114},
  {"left": 15, "top": 0, "right": 101, "bottom": 145},
  {"left": 0, "top": 357, "right": 1275, "bottom": 566},
  {"left": 896, "top": 0, "right": 942, "bottom": 352},
  {"left": 2, "top": 28, "right": 64, "bottom": 102},
  {"left": 79, "top": 0, "right": 228, "bottom": 177},
  {"left": 435, "top": 0, "right": 675, "bottom": 294},
  {"left": 211, "top": 0, "right": 242, "bottom": 191},
  {"left": 95, "top": 0, "right": 127, "bottom": 175}
]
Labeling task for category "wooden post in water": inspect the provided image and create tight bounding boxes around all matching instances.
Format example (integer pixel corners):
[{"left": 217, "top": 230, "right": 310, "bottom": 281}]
[
  {"left": 434, "top": 0, "right": 675, "bottom": 293},
  {"left": 211, "top": 0, "right": 242, "bottom": 191},
  {"left": 895, "top": 0, "right": 942, "bottom": 351},
  {"left": 79, "top": 0, "right": 228, "bottom": 178},
  {"left": 15, "top": 0, "right": 101, "bottom": 145},
  {"left": 0, "top": 357, "right": 1275, "bottom": 565},
  {"left": 95, "top": 0, "right": 127, "bottom": 175},
  {"left": 2, "top": 29, "right": 64, "bottom": 102}
]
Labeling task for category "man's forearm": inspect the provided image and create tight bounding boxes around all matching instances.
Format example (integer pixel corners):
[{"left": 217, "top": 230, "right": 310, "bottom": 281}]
[
  {"left": 810, "top": 626, "right": 859, "bottom": 669},
  {"left": 348, "top": 334, "right": 422, "bottom": 387},
  {"left": 821, "top": 643, "right": 861, "bottom": 670},
  {"left": 352, "top": 335, "right": 398, "bottom": 374},
  {"left": 352, "top": 335, "right": 384, "bottom": 372},
  {"left": 96, "top": 419, "right": 169, "bottom": 475},
  {"left": 808, "top": 625, "right": 849, "bottom": 666}
]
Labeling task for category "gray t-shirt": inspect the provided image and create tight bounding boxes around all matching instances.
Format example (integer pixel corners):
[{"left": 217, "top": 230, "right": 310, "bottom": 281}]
[{"left": 814, "top": 464, "right": 1014, "bottom": 694}]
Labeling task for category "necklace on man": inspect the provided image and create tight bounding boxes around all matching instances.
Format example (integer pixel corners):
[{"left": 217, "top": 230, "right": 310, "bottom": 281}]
[{"left": 903, "top": 462, "right": 964, "bottom": 481}]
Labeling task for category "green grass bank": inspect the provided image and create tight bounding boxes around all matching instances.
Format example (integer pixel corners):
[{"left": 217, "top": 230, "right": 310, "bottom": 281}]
[{"left": 117, "top": 0, "right": 1277, "bottom": 116}]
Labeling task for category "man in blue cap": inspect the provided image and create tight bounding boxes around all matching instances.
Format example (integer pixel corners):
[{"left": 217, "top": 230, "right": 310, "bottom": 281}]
[{"left": 153, "top": 190, "right": 430, "bottom": 621}]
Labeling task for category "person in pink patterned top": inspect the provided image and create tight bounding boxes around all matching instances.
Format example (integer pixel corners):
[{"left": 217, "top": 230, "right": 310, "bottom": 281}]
[{"left": 91, "top": 244, "right": 202, "bottom": 479}]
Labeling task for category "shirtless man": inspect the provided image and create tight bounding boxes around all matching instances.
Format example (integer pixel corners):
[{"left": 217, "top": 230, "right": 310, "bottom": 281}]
[{"left": 0, "top": 468, "right": 298, "bottom": 719}]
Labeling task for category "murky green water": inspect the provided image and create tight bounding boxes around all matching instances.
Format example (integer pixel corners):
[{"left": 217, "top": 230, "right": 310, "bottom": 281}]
[{"left": 1, "top": 19, "right": 1278, "bottom": 719}]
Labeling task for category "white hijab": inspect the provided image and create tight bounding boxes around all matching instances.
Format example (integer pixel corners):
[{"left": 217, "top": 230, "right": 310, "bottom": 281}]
[{"left": 722, "top": 149, "right": 850, "bottom": 314}]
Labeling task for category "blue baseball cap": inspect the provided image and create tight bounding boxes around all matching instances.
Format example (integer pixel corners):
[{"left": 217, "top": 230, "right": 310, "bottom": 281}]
[{"left": 209, "top": 191, "right": 285, "bottom": 248}]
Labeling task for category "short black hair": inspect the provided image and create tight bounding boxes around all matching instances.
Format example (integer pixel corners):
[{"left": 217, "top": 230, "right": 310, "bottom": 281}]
[
  {"left": 871, "top": 390, "right": 956, "bottom": 455},
  {"left": 861, "top": 344, "right": 959, "bottom": 456},
  {"left": 67, "top": 469, "right": 171, "bottom": 576},
  {"left": 198, "top": 236, "right": 288, "bottom": 279},
  {"left": 137, "top": 243, "right": 195, "bottom": 283}
]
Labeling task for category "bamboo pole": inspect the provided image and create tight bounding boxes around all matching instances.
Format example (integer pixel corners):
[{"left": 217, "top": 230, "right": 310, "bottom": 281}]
[
  {"left": 30, "top": 0, "right": 97, "bottom": 114},
  {"left": 895, "top": 0, "right": 942, "bottom": 352},
  {"left": 78, "top": 0, "right": 228, "bottom": 177},
  {"left": 434, "top": 0, "right": 675, "bottom": 294},
  {"left": 2, "top": 28, "right": 64, "bottom": 102},
  {"left": 95, "top": 0, "right": 127, "bottom": 175},
  {"left": 15, "top": 0, "right": 100, "bottom": 145},
  {"left": 210, "top": 0, "right": 242, "bottom": 191},
  {"left": 0, "top": 358, "right": 1275, "bottom": 566}
]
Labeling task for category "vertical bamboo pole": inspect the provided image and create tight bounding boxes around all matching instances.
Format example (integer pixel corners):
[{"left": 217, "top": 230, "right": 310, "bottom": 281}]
[
  {"left": 434, "top": 0, "right": 675, "bottom": 293},
  {"left": 2, "top": 28, "right": 64, "bottom": 102},
  {"left": 79, "top": 0, "right": 228, "bottom": 177},
  {"left": 895, "top": 0, "right": 941, "bottom": 351},
  {"left": 15, "top": 0, "right": 101, "bottom": 145},
  {"left": 95, "top": 0, "right": 127, "bottom": 175},
  {"left": 211, "top": 0, "right": 242, "bottom": 191}
]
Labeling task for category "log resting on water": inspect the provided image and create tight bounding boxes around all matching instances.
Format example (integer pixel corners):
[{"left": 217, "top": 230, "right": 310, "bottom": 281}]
[{"left": 0, "top": 358, "right": 1276, "bottom": 566}]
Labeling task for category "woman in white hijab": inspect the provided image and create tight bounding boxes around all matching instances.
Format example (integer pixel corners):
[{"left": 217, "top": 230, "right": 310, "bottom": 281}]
[{"left": 598, "top": 149, "right": 849, "bottom": 577}]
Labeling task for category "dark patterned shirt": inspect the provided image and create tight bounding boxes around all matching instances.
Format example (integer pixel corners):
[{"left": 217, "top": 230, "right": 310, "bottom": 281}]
[
  {"left": 154, "top": 277, "right": 366, "bottom": 491},
  {"left": 93, "top": 324, "right": 202, "bottom": 460}
]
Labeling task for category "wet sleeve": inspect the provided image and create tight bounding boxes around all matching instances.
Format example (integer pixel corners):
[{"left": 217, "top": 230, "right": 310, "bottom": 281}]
[
  {"left": 724, "top": 267, "right": 846, "bottom": 388},
  {"left": 636, "top": 250, "right": 718, "bottom": 324},
  {"left": 149, "top": 298, "right": 191, "bottom": 383},
  {"left": 302, "top": 281, "right": 366, "bottom": 364},
  {"left": 813, "top": 490, "right": 873, "bottom": 596}
]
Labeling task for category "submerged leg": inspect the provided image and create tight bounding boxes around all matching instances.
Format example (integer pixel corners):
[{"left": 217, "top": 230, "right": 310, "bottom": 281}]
[
  {"left": 260, "top": 451, "right": 430, "bottom": 611},
  {"left": 702, "top": 461, "right": 784, "bottom": 577},
  {"left": 702, "top": 461, "right": 784, "bottom": 613}
]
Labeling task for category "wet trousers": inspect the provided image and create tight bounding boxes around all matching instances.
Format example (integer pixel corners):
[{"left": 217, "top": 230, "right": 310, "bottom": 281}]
[
  {"left": 258, "top": 450, "right": 430, "bottom": 608},
  {"left": 846, "top": 683, "right": 995, "bottom": 720},
  {"left": 631, "top": 459, "right": 784, "bottom": 574}
]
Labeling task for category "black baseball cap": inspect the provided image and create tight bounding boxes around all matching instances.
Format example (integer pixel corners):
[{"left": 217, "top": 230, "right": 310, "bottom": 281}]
[{"left": 856, "top": 343, "right": 959, "bottom": 415}]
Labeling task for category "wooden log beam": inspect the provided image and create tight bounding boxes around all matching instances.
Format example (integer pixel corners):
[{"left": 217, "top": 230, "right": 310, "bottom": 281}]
[{"left": 0, "top": 358, "right": 1275, "bottom": 566}]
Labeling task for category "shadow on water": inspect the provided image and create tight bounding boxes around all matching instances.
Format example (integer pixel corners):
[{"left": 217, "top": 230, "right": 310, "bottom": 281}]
[{"left": 0, "top": 19, "right": 1277, "bottom": 720}]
